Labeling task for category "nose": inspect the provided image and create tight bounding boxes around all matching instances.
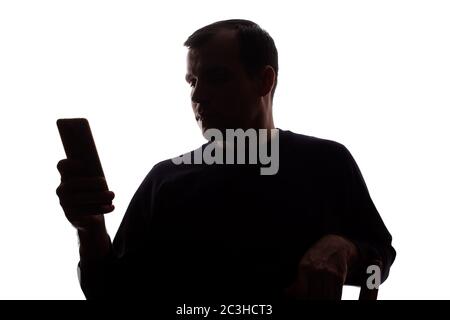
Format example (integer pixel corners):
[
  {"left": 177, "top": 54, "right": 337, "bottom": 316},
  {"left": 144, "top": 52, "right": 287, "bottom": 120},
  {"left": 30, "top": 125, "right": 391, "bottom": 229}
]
[
  {"left": 197, "top": 108, "right": 207, "bottom": 117},
  {"left": 191, "top": 79, "right": 208, "bottom": 105}
]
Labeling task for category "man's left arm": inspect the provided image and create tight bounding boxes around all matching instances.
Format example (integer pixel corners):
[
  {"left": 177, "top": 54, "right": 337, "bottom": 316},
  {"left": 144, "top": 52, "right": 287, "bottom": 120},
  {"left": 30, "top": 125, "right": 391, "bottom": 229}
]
[
  {"left": 285, "top": 143, "right": 396, "bottom": 299},
  {"left": 335, "top": 144, "right": 396, "bottom": 286}
]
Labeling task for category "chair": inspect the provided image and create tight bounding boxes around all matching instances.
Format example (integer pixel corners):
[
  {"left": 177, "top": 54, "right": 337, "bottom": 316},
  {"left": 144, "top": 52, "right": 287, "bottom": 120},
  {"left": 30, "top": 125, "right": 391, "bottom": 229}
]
[
  {"left": 358, "top": 285, "right": 378, "bottom": 300},
  {"left": 346, "top": 259, "right": 382, "bottom": 300}
]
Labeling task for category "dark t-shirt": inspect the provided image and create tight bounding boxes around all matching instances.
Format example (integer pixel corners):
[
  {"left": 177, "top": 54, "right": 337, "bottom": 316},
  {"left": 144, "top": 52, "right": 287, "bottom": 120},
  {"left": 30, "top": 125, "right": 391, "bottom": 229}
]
[{"left": 79, "top": 129, "right": 396, "bottom": 301}]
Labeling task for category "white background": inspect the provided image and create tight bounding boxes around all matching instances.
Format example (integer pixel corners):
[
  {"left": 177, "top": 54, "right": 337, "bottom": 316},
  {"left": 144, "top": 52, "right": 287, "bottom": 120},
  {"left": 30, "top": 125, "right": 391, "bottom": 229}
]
[{"left": 0, "top": 0, "right": 449, "bottom": 299}]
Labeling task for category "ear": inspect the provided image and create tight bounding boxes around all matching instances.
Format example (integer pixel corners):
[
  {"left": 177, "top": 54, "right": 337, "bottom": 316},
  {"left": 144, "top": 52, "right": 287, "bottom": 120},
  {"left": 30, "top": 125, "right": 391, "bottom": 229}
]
[{"left": 258, "top": 65, "right": 276, "bottom": 98}]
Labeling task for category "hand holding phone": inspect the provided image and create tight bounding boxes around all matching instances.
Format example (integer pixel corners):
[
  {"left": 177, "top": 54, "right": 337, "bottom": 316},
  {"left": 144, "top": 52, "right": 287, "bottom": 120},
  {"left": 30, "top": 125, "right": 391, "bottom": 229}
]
[{"left": 56, "top": 118, "right": 115, "bottom": 229}]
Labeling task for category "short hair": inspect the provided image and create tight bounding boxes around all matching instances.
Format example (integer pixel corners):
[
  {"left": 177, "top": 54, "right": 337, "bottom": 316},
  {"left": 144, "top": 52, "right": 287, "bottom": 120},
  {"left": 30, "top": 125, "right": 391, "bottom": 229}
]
[{"left": 184, "top": 19, "right": 279, "bottom": 101}]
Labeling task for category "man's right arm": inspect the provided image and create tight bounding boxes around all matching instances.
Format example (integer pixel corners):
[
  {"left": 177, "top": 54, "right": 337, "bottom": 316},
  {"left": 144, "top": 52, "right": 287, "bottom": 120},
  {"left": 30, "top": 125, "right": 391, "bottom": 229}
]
[
  {"left": 77, "top": 223, "right": 115, "bottom": 299},
  {"left": 56, "top": 158, "right": 116, "bottom": 298},
  {"left": 77, "top": 218, "right": 111, "bottom": 263}
]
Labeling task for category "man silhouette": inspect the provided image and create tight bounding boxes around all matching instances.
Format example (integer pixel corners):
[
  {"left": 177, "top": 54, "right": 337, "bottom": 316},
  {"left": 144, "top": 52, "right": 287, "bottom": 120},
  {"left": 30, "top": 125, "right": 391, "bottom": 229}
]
[{"left": 56, "top": 19, "right": 395, "bottom": 302}]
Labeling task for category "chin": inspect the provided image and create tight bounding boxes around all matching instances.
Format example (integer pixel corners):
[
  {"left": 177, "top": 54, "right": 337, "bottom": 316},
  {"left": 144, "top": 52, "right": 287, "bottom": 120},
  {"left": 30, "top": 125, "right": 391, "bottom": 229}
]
[
  {"left": 197, "top": 119, "right": 210, "bottom": 135},
  {"left": 197, "top": 121, "right": 225, "bottom": 139}
]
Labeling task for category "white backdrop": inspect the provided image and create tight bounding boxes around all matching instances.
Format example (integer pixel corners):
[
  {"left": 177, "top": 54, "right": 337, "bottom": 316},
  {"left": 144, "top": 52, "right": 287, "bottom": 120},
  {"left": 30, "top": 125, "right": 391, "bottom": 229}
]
[{"left": 1, "top": 0, "right": 449, "bottom": 299}]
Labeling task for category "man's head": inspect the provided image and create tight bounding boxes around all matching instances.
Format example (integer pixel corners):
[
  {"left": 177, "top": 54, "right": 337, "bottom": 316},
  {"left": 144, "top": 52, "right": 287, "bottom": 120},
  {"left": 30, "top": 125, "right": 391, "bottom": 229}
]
[{"left": 184, "top": 19, "right": 278, "bottom": 135}]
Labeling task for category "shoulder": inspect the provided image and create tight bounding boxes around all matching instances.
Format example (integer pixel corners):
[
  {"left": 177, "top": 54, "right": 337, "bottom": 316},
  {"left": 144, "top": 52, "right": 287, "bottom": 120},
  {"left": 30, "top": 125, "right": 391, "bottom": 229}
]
[
  {"left": 141, "top": 145, "right": 207, "bottom": 187},
  {"left": 279, "top": 129, "right": 352, "bottom": 161},
  {"left": 279, "top": 129, "right": 360, "bottom": 182}
]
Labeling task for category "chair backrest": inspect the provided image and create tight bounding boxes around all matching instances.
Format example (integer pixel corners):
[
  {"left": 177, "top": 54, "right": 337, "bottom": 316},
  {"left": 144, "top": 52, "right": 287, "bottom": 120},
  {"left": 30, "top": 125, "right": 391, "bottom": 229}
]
[
  {"left": 352, "top": 258, "right": 382, "bottom": 300},
  {"left": 358, "top": 284, "right": 378, "bottom": 300}
]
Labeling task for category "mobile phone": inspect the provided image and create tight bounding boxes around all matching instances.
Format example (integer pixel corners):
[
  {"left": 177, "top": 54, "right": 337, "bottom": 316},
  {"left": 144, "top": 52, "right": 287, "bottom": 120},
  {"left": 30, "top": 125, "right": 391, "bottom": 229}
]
[{"left": 56, "top": 118, "right": 108, "bottom": 186}]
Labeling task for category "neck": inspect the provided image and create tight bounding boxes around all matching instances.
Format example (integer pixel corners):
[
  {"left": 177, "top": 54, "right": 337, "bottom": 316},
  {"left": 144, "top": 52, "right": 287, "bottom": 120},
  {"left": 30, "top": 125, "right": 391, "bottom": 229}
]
[{"left": 252, "top": 100, "right": 275, "bottom": 132}]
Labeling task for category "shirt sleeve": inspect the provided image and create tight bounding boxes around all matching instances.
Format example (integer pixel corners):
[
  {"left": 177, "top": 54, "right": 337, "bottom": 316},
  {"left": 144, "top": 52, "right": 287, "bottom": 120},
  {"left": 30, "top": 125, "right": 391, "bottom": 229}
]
[{"left": 335, "top": 144, "right": 396, "bottom": 286}]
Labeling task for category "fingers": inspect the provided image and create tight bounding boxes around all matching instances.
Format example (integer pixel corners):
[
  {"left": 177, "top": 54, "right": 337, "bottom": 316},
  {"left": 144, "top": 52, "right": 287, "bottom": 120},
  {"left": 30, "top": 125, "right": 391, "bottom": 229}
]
[
  {"left": 284, "top": 235, "right": 350, "bottom": 300},
  {"left": 301, "top": 267, "right": 343, "bottom": 300},
  {"left": 56, "top": 174, "right": 114, "bottom": 217},
  {"left": 58, "top": 190, "right": 115, "bottom": 208},
  {"left": 56, "top": 176, "right": 109, "bottom": 195},
  {"left": 284, "top": 266, "right": 344, "bottom": 300},
  {"left": 64, "top": 204, "right": 115, "bottom": 216},
  {"left": 57, "top": 158, "right": 86, "bottom": 182}
]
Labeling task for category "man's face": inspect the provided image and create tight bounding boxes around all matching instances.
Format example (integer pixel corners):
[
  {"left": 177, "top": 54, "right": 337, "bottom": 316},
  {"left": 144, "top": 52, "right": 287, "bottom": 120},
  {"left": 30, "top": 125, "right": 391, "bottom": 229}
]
[{"left": 186, "top": 30, "right": 261, "bottom": 135}]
